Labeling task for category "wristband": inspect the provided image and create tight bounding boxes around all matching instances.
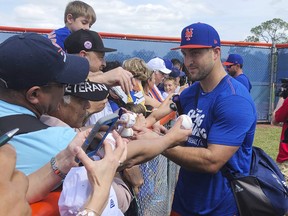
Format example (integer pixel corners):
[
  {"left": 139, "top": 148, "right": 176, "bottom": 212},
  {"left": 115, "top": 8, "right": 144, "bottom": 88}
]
[{"left": 50, "top": 157, "right": 66, "bottom": 179}]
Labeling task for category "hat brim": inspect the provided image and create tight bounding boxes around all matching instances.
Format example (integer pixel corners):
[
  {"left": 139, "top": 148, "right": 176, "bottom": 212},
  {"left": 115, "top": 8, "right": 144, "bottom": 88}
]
[
  {"left": 160, "top": 68, "right": 171, "bottom": 74},
  {"left": 65, "top": 82, "right": 110, "bottom": 101},
  {"left": 56, "top": 54, "right": 89, "bottom": 85},
  {"left": 223, "top": 62, "right": 234, "bottom": 66},
  {"left": 93, "top": 47, "right": 117, "bottom": 53},
  {"left": 68, "top": 90, "right": 109, "bottom": 101},
  {"left": 171, "top": 45, "right": 213, "bottom": 50}
]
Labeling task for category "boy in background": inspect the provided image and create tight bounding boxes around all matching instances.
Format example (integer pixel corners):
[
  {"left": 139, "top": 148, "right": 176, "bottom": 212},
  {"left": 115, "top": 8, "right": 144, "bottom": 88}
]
[
  {"left": 48, "top": 0, "right": 96, "bottom": 50},
  {"left": 162, "top": 77, "right": 177, "bottom": 99}
]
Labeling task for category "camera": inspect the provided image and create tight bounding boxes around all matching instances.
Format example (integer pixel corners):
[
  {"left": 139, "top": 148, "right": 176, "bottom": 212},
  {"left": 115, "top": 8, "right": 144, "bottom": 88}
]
[
  {"left": 276, "top": 78, "right": 288, "bottom": 99},
  {"left": 172, "top": 94, "right": 183, "bottom": 115}
]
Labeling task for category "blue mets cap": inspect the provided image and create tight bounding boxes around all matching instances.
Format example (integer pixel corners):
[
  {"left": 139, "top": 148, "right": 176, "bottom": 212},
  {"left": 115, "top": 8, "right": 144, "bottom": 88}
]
[
  {"left": 171, "top": 22, "right": 220, "bottom": 50},
  {"left": 0, "top": 33, "right": 89, "bottom": 90},
  {"left": 223, "top": 54, "right": 243, "bottom": 66}
]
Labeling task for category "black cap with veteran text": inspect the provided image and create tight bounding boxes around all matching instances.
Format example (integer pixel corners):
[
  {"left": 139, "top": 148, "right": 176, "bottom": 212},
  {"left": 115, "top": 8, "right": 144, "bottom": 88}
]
[
  {"left": 64, "top": 29, "right": 117, "bottom": 54},
  {"left": 65, "top": 81, "right": 109, "bottom": 101}
]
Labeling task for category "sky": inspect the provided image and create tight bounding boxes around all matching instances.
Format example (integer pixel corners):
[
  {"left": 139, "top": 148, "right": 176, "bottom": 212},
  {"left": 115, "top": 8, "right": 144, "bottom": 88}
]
[{"left": 0, "top": 0, "right": 287, "bottom": 42}]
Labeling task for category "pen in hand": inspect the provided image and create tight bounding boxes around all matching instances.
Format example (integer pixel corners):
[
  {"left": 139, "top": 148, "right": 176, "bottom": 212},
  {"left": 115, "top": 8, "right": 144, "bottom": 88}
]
[{"left": 0, "top": 128, "right": 19, "bottom": 147}]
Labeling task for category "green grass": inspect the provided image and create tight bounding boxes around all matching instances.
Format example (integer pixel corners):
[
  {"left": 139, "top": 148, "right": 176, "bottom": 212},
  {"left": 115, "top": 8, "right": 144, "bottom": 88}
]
[{"left": 253, "top": 123, "right": 282, "bottom": 160}]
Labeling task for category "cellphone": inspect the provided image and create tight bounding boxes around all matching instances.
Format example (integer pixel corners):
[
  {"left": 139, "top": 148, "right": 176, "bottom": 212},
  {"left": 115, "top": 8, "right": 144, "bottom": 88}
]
[
  {"left": 172, "top": 94, "right": 183, "bottom": 115},
  {"left": 82, "top": 113, "right": 119, "bottom": 153}
]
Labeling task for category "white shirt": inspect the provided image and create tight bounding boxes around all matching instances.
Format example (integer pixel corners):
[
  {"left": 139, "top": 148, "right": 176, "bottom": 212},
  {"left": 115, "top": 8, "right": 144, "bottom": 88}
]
[{"left": 59, "top": 166, "right": 123, "bottom": 216}]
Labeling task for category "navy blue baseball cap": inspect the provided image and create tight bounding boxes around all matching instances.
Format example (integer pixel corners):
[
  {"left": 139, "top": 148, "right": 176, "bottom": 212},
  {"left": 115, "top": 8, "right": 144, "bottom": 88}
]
[
  {"left": 64, "top": 29, "right": 117, "bottom": 54},
  {"left": 223, "top": 54, "right": 243, "bottom": 66},
  {"left": 163, "top": 59, "right": 185, "bottom": 78},
  {"left": 171, "top": 22, "right": 220, "bottom": 50},
  {"left": 0, "top": 33, "right": 89, "bottom": 90},
  {"left": 169, "top": 68, "right": 185, "bottom": 78}
]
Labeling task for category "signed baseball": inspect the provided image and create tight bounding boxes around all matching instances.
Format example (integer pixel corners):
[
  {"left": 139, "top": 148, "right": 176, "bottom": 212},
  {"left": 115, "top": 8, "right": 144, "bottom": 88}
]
[
  {"left": 120, "top": 113, "right": 136, "bottom": 128},
  {"left": 177, "top": 114, "right": 192, "bottom": 130}
]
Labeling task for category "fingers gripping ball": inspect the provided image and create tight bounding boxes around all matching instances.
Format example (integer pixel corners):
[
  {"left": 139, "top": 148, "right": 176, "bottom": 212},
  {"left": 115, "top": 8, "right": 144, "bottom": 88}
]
[
  {"left": 118, "top": 113, "right": 136, "bottom": 137},
  {"left": 119, "top": 127, "right": 134, "bottom": 137},
  {"left": 177, "top": 114, "right": 192, "bottom": 130}
]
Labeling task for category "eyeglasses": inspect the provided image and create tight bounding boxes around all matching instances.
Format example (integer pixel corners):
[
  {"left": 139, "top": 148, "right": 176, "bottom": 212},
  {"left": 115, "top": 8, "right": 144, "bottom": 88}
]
[{"left": 226, "top": 64, "right": 235, "bottom": 69}]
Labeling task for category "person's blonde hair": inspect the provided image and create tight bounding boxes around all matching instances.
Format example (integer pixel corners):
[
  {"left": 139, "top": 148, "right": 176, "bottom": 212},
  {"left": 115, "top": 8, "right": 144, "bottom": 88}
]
[
  {"left": 64, "top": 1, "right": 96, "bottom": 25},
  {"left": 164, "top": 77, "right": 177, "bottom": 86},
  {"left": 124, "top": 103, "right": 146, "bottom": 116},
  {"left": 122, "top": 58, "right": 153, "bottom": 82}
]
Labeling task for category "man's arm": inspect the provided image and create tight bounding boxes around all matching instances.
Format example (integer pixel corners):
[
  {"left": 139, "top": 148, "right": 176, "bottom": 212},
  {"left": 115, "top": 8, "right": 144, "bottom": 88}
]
[
  {"left": 163, "top": 144, "right": 239, "bottom": 173},
  {"left": 26, "top": 131, "right": 89, "bottom": 203},
  {"left": 88, "top": 67, "right": 134, "bottom": 94},
  {"left": 163, "top": 95, "right": 255, "bottom": 174},
  {"left": 145, "top": 93, "right": 175, "bottom": 128},
  {"left": 122, "top": 118, "right": 192, "bottom": 168}
]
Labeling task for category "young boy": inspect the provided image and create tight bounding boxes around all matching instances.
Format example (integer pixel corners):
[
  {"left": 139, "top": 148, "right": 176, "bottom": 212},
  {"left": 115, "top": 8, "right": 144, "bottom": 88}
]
[
  {"left": 48, "top": 0, "right": 96, "bottom": 50},
  {"left": 162, "top": 77, "right": 177, "bottom": 99}
]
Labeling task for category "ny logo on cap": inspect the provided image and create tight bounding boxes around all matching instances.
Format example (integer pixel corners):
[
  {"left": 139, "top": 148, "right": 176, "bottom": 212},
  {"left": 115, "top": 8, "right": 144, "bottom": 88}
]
[{"left": 185, "top": 28, "right": 193, "bottom": 41}]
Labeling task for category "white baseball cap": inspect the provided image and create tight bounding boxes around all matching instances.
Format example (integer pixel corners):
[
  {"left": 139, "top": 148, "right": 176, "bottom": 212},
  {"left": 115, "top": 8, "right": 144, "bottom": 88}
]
[{"left": 147, "top": 57, "right": 171, "bottom": 74}]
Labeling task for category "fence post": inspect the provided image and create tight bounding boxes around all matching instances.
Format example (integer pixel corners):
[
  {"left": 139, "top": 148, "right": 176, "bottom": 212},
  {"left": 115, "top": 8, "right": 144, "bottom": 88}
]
[{"left": 268, "top": 42, "right": 278, "bottom": 122}]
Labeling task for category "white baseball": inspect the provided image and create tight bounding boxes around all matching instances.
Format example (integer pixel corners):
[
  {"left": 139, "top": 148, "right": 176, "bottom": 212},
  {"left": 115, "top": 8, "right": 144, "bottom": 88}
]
[
  {"left": 96, "top": 133, "right": 116, "bottom": 158},
  {"left": 120, "top": 128, "right": 134, "bottom": 138},
  {"left": 120, "top": 113, "right": 136, "bottom": 128},
  {"left": 177, "top": 114, "right": 192, "bottom": 129}
]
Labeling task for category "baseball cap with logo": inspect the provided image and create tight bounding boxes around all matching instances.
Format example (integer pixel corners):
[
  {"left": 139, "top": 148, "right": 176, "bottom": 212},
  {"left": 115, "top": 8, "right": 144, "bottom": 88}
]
[
  {"left": 0, "top": 33, "right": 89, "bottom": 90},
  {"left": 65, "top": 81, "right": 109, "bottom": 101},
  {"left": 147, "top": 57, "right": 171, "bottom": 74},
  {"left": 223, "top": 54, "right": 243, "bottom": 66},
  {"left": 64, "top": 29, "right": 117, "bottom": 54},
  {"left": 171, "top": 22, "right": 220, "bottom": 50}
]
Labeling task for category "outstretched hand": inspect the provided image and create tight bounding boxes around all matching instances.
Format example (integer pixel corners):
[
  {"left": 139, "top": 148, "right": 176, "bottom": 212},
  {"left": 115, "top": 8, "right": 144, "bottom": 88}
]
[
  {"left": 55, "top": 130, "right": 90, "bottom": 174},
  {"left": 75, "top": 130, "right": 127, "bottom": 190},
  {"left": 165, "top": 117, "right": 192, "bottom": 148}
]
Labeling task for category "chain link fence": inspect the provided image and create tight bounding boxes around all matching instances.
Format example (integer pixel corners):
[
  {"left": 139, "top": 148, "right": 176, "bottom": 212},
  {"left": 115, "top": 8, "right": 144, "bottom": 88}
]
[{"left": 1, "top": 29, "right": 288, "bottom": 215}]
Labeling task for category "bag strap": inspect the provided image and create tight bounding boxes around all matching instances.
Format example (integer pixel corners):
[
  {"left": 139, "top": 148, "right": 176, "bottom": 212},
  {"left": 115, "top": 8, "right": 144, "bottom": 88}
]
[
  {"left": 0, "top": 114, "right": 49, "bottom": 136},
  {"left": 221, "top": 164, "right": 236, "bottom": 181}
]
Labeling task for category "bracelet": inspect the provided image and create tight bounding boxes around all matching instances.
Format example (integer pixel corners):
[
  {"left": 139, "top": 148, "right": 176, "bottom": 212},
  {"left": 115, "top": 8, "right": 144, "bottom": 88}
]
[
  {"left": 50, "top": 157, "right": 67, "bottom": 179},
  {"left": 76, "top": 208, "right": 101, "bottom": 216}
]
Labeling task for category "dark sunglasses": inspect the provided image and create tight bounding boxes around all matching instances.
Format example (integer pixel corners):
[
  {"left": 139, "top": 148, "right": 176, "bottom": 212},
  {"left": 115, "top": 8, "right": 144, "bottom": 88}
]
[{"left": 226, "top": 64, "right": 239, "bottom": 69}]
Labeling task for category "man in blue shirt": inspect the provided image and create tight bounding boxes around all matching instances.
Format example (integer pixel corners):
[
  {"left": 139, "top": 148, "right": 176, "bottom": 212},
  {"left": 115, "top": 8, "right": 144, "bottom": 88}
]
[
  {"left": 163, "top": 23, "right": 257, "bottom": 216},
  {"left": 0, "top": 33, "right": 91, "bottom": 203},
  {"left": 223, "top": 54, "right": 252, "bottom": 92}
]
